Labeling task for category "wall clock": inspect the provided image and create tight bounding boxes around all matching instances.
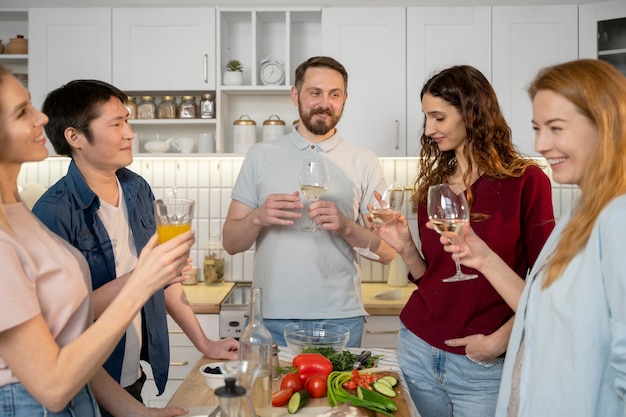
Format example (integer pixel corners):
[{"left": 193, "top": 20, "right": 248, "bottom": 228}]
[{"left": 260, "top": 56, "right": 285, "bottom": 86}]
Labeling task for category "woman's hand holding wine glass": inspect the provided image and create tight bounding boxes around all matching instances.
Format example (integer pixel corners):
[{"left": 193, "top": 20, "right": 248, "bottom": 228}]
[
  {"left": 427, "top": 183, "right": 478, "bottom": 282},
  {"left": 353, "top": 182, "right": 405, "bottom": 260},
  {"left": 299, "top": 159, "right": 329, "bottom": 232}
]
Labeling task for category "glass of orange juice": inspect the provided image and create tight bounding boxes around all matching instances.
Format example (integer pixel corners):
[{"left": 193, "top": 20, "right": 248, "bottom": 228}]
[{"left": 154, "top": 198, "right": 195, "bottom": 243}]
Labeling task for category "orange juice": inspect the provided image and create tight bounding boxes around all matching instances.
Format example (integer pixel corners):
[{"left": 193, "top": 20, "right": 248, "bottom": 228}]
[{"left": 157, "top": 223, "right": 191, "bottom": 243}]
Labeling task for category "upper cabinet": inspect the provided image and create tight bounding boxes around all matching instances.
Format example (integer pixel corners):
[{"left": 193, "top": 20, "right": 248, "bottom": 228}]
[
  {"left": 406, "top": 7, "right": 491, "bottom": 157},
  {"left": 112, "top": 8, "right": 216, "bottom": 91},
  {"left": 29, "top": 8, "right": 111, "bottom": 111},
  {"left": 322, "top": 8, "right": 406, "bottom": 157},
  {"left": 579, "top": 0, "right": 626, "bottom": 76},
  {"left": 491, "top": 5, "right": 578, "bottom": 156}
]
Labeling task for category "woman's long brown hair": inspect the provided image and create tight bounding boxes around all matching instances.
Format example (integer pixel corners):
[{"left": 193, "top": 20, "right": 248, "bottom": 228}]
[
  {"left": 413, "top": 65, "right": 539, "bottom": 209},
  {"left": 0, "top": 64, "right": 13, "bottom": 233},
  {"left": 528, "top": 60, "right": 626, "bottom": 288}
]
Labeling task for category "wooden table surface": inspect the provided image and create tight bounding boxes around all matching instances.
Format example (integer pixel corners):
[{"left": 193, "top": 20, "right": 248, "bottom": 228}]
[{"left": 167, "top": 356, "right": 412, "bottom": 416}]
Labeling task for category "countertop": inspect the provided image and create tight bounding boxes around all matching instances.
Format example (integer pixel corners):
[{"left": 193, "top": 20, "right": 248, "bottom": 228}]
[
  {"left": 182, "top": 282, "right": 415, "bottom": 316},
  {"left": 167, "top": 348, "right": 417, "bottom": 416}
]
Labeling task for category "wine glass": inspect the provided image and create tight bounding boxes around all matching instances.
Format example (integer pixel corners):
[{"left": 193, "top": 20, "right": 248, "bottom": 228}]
[
  {"left": 353, "top": 182, "right": 405, "bottom": 260},
  {"left": 427, "top": 183, "right": 478, "bottom": 282},
  {"left": 299, "top": 159, "right": 329, "bottom": 232}
]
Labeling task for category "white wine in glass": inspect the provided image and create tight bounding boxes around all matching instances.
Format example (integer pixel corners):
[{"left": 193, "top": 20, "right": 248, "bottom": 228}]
[
  {"left": 427, "top": 183, "right": 478, "bottom": 282},
  {"left": 354, "top": 182, "right": 405, "bottom": 260},
  {"left": 299, "top": 159, "right": 329, "bottom": 232}
]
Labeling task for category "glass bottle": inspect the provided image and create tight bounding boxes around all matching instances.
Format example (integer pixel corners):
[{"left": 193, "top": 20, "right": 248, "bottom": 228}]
[
  {"left": 200, "top": 93, "right": 216, "bottom": 119},
  {"left": 158, "top": 95, "right": 177, "bottom": 119},
  {"left": 239, "top": 287, "right": 272, "bottom": 417}
]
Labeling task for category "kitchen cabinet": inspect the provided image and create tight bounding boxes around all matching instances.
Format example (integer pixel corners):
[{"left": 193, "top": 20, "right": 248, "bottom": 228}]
[
  {"left": 580, "top": 0, "right": 626, "bottom": 76},
  {"left": 216, "top": 8, "right": 321, "bottom": 153},
  {"left": 491, "top": 5, "right": 578, "bottom": 157},
  {"left": 406, "top": 6, "right": 491, "bottom": 157},
  {"left": 322, "top": 8, "right": 406, "bottom": 157},
  {"left": 112, "top": 8, "right": 216, "bottom": 91},
  {"left": 0, "top": 10, "right": 28, "bottom": 78},
  {"left": 28, "top": 8, "right": 111, "bottom": 112},
  {"left": 142, "top": 314, "right": 219, "bottom": 407},
  {"left": 361, "top": 316, "right": 400, "bottom": 348}
]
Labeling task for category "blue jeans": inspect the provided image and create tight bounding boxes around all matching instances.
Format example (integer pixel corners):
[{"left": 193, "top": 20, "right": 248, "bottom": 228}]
[
  {"left": 0, "top": 383, "right": 99, "bottom": 417},
  {"left": 264, "top": 317, "right": 365, "bottom": 347},
  {"left": 398, "top": 323, "right": 503, "bottom": 417}
]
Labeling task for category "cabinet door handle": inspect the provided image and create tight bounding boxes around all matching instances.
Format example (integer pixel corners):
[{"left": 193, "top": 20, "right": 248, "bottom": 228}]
[
  {"left": 366, "top": 329, "right": 399, "bottom": 335},
  {"left": 204, "top": 54, "right": 209, "bottom": 84},
  {"left": 169, "top": 329, "right": 184, "bottom": 334},
  {"left": 170, "top": 361, "right": 189, "bottom": 367},
  {"left": 394, "top": 119, "right": 400, "bottom": 150}
]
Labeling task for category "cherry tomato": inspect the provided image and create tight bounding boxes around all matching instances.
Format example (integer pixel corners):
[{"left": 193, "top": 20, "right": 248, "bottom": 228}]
[
  {"left": 304, "top": 374, "right": 327, "bottom": 398},
  {"left": 271, "top": 387, "right": 294, "bottom": 407},
  {"left": 280, "top": 373, "right": 304, "bottom": 392}
]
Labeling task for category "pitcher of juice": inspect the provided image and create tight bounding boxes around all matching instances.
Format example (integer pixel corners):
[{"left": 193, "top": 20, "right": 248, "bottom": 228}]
[{"left": 154, "top": 198, "right": 195, "bottom": 243}]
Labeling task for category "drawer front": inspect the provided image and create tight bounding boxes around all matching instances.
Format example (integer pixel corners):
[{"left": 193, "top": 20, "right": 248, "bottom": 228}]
[
  {"left": 142, "top": 379, "right": 183, "bottom": 407},
  {"left": 141, "top": 346, "right": 202, "bottom": 381},
  {"left": 361, "top": 316, "right": 400, "bottom": 348}
]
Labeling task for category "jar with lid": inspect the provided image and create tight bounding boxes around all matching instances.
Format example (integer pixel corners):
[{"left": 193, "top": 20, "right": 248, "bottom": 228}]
[
  {"left": 178, "top": 96, "right": 197, "bottom": 119},
  {"left": 262, "top": 115, "right": 286, "bottom": 141},
  {"left": 124, "top": 96, "right": 137, "bottom": 119},
  {"left": 200, "top": 93, "right": 216, "bottom": 119},
  {"left": 137, "top": 96, "right": 157, "bottom": 119},
  {"left": 203, "top": 233, "right": 225, "bottom": 285},
  {"left": 158, "top": 96, "right": 177, "bottom": 119},
  {"left": 233, "top": 115, "right": 257, "bottom": 154}
]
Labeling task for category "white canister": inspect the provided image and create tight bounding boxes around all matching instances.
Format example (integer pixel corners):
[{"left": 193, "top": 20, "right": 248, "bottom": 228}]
[
  {"left": 262, "top": 115, "right": 286, "bottom": 141},
  {"left": 233, "top": 115, "right": 256, "bottom": 154},
  {"left": 197, "top": 132, "right": 215, "bottom": 153}
]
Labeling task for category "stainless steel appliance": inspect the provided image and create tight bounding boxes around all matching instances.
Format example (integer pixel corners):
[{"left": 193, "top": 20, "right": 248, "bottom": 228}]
[{"left": 219, "top": 283, "right": 251, "bottom": 340}]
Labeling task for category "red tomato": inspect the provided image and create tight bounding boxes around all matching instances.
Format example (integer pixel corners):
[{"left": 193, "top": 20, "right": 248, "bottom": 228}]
[
  {"left": 304, "top": 374, "right": 327, "bottom": 398},
  {"left": 280, "top": 373, "right": 304, "bottom": 392},
  {"left": 271, "top": 387, "right": 294, "bottom": 407}
]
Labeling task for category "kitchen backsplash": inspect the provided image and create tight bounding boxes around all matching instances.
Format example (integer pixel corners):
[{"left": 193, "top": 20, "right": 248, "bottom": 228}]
[{"left": 18, "top": 156, "right": 578, "bottom": 283}]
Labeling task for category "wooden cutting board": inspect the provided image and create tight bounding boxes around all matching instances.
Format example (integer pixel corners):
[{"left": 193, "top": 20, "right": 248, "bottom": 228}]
[{"left": 167, "top": 356, "right": 411, "bottom": 416}]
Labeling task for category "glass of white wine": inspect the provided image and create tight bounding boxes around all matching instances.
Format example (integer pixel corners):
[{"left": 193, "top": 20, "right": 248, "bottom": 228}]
[
  {"left": 299, "top": 159, "right": 329, "bottom": 232},
  {"left": 427, "top": 183, "right": 478, "bottom": 282},
  {"left": 354, "top": 181, "right": 405, "bottom": 260}
]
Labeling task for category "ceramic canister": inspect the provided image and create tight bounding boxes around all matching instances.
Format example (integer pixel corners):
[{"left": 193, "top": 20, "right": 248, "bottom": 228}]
[
  {"left": 233, "top": 115, "right": 256, "bottom": 154},
  {"left": 6, "top": 35, "right": 28, "bottom": 54},
  {"left": 262, "top": 115, "right": 286, "bottom": 141}
]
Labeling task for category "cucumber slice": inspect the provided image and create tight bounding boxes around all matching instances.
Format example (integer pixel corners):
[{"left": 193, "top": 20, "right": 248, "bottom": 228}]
[
  {"left": 372, "top": 381, "right": 398, "bottom": 398},
  {"left": 357, "top": 386, "right": 398, "bottom": 411},
  {"left": 375, "top": 378, "right": 393, "bottom": 389},
  {"left": 287, "top": 389, "right": 310, "bottom": 414},
  {"left": 380, "top": 375, "right": 398, "bottom": 387}
]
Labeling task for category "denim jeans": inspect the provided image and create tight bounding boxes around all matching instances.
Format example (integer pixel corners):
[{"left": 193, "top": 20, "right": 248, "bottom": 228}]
[
  {"left": 398, "top": 323, "right": 504, "bottom": 417},
  {"left": 264, "top": 316, "right": 365, "bottom": 347},
  {"left": 0, "top": 383, "right": 99, "bottom": 417}
]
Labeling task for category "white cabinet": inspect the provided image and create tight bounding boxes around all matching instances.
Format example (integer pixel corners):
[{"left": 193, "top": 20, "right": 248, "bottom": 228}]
[
  {"left": 28, "top": 8, "right": 111, "bottom": 111},
  {"left": 322, "top": 8, "right": 406, "bottom": 157},
  {"left": 112, "top": 8, "right": 216, "bottom": 91},
  {"left": 491, "top": 5, "right": 578, "bottom": 157},
  {"left": 361, "top": 316, "right": 400, "bottom": 348},
  {"left": 406, "top": 6, "right": 491, "bottom": 157},
  {"left": 0, "top": 10, "right": 28, "bottom": 78},
  {"left": 142, "top": 314, "right": 219, "bottom": 407},
  {"left": 216, "top": 8, "right": 321, "bottom": 153}
]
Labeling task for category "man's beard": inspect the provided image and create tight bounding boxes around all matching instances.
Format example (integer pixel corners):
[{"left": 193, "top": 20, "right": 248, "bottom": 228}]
[{"left": 298, "top": 104, "right": 343, "bottom": 136}]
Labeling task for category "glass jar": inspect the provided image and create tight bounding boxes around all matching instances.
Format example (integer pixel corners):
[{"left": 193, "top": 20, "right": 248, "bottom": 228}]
[
  {"left": 158, "top": 96, "right": 177, "bottom": 119},
  {"left": 203, "top": 233, "right": 225, "bottom": 285},
  {"left": 178, "top": 95, "right": 197, "bottom": 119},
  {"left": 124, "top": 96, "right": 137, "bottom": 119},
  {"left": 200, "top": 93, "right": 216, "bottom": 119},
  {"left": 137, "top": 96, "right": 157, "bottom": 119}
]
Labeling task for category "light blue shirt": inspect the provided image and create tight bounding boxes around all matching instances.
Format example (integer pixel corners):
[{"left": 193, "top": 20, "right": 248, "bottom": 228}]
[
  {"left": 231, "top": 129, "right": 385, "bottom": 319},
  {"left": 497, "top": 194, "right": 626, "bottom": 416}
]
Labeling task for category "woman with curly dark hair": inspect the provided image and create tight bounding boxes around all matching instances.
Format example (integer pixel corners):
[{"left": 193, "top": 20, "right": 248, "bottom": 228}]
[{"left": 374, "top": 65, "right": 555, "bottom": 417}]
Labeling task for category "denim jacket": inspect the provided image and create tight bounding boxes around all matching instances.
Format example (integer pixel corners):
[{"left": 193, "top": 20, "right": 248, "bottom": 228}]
[{"left": 32, "top": 161, "right": 170, "bottom": 394}]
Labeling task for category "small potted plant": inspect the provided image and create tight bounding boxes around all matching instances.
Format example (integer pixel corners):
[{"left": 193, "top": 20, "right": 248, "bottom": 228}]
[{"left": 223, "top": 59, "right": 244, "bottom": 86}]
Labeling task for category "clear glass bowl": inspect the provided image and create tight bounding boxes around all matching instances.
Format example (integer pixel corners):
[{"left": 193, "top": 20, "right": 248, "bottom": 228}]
[{"left": 283, "top": 322, "right": 350, "bottom": 355}]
